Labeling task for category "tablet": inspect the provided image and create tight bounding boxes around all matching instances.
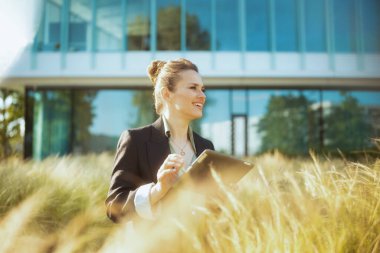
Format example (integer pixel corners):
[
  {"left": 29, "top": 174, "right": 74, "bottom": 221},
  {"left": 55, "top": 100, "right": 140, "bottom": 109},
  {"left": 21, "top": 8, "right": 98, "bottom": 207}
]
[
  {"left": 189, "top": 149, "right": 253, "bottom": 183},
  {"left": 175, "top": 149, "right": 254, "bottom": 192}
]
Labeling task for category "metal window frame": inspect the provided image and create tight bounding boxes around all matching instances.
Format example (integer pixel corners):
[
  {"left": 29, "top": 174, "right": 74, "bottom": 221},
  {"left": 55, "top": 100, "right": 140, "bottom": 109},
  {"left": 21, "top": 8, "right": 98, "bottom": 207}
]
[
  {"left": 60, "top": 0, "right": 70, "bottom": 69},
  {"left": 181, "top": 0, "right": 186, "bottom": 51},
  {"left": 231, "top": 114, "right": 248, "bottom": 156}
]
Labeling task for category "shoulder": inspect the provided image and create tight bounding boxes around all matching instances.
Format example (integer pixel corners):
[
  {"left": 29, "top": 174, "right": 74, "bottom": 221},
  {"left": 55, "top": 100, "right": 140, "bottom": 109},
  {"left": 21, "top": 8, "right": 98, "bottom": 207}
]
[
  {"left": 118, "top": 124, "right": 154, "bottom": 147},
  {"left": 125, "top": 124, "right": 152, "bottom": 137}
]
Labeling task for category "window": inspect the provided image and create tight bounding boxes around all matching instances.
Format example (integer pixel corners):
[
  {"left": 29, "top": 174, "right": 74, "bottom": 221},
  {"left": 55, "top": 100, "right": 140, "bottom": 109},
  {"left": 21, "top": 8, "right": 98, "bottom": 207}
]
[
  {"left": 186, "top": 0, "right": 211, "bottom": 50},
  {"left": 305, "top": 0, "right": 326, "bottom": 52},
  {"left": 215, "top": 0, "right": 239, "bottom": 51},
  {"left": 362, "top": 0, "right": 380, "bottom": 52},
  {"left": 32, "top": 90, "right": 72, "bottom": 159},
  {"left": 83, "top": 90, "right": 155, "bottom": 153},
  {"left": 95, "top": 0, "right": 123, "bottom": 51},
  {"left": 36, "top": 0, "right": 62, "bottom": 51},
  {"left": 333, "top": 0, "right": 356, "bottom": 52},
  {"left": 249, "top": 90, "right": 320, "bottom": 155},
  {"left": 126, "top": 0, "right": 150, "bottom": 51},
  {"left": 246, "top": 0, "right": 270, "bottom": 51},
  {"left": 195, "top": 90, "right": 232, "bottom": 154},
  {"left": 323, "top": 91, "right": 380, "bottom": 153},
  {"left": 275, "top": 0, "right": 298, "bottom": 51},
  {"left": 27, "top": 89, "right": 156, "bottom": 159},
  {"left": 68, "top": 0, "right": 92, "bottom": 51},
  {"left": 157, "top": 0, "right": 181, "bottom": 50}
]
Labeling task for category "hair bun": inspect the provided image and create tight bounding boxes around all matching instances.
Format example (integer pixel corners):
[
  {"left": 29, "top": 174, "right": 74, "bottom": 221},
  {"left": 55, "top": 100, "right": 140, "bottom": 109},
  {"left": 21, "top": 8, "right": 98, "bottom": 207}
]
[{"left": 147, "top": 60, "right": 166, "bottom": 85}]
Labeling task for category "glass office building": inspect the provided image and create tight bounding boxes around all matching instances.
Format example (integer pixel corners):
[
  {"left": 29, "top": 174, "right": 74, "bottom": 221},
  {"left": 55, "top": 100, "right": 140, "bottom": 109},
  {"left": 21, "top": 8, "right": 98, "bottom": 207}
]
[{"left": 6, "top": 0, "right": 380, "bottom": 159}]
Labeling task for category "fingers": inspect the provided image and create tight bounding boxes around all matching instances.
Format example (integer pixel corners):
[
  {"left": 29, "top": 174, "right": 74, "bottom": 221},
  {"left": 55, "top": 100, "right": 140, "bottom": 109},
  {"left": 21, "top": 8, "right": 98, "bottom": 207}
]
[
  {"left": 159, "top": 154, "right": 184, "bottom": 171},
  {"left": 159, "top": 168, "right": 178, "bottom": 178},
  {"left": 157, "top": 166, "right": 180, "bottom": 187},
  {"left": 157, "top": 154, "right": 185, "bottom": 187}
]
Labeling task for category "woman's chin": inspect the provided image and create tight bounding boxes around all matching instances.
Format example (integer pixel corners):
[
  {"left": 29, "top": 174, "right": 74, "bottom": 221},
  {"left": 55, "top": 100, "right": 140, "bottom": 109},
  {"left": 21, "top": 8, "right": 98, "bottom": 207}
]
[{"left": 191, "top": 112, "right": 203, "bottom": 120}]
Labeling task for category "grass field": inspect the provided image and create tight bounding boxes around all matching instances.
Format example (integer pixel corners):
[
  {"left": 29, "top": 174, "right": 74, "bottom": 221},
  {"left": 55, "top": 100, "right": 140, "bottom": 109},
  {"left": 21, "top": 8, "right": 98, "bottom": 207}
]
[{"left": 0, "top": 150, "right": 379, "bottom": 253}]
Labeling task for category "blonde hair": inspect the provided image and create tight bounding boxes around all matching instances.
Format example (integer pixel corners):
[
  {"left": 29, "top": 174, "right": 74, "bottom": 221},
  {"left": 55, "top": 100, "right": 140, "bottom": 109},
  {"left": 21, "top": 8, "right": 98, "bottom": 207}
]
[{"left": 147, "top": 58, "right": 199, "bottom": 115}]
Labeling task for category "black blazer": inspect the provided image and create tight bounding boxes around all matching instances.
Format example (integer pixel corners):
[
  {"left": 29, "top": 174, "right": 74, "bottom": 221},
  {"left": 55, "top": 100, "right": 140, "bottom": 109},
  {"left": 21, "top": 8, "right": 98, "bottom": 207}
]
[{"left": 105, "top": 117, "right": 215, "bottom": 222}]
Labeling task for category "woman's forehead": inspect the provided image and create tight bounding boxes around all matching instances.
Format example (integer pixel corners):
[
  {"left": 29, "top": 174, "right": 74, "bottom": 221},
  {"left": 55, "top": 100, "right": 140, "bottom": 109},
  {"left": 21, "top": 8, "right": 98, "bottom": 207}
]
[{"left": 178, "top": 70, "right": 203, "bottom": 85}]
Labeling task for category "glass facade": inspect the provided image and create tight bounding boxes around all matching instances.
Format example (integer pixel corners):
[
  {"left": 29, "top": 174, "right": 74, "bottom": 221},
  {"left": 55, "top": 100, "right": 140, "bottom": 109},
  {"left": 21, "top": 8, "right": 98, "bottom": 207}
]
[
  {"left": 362, "top": 0, "right": 380, "bottom": 52},
  {"left": 274, "top": 0, "right": 298, "bottom": 51},
  {"left": 333, "top": 0, "right": 357, "bottom": 52},
  {"left": 95, "top": 0, "right": 123, "bottom": 51},
  {"left": 36, "top": 0, "right": 62, "bottom": 51},
  {"left": 68, "top": 0, "right": 92, "bottom": 51},
  {"left": 27, "top": 0, "right": 380, "bottom": 159},
  {"left": 31, "top": 90, "right": 72, "bottom": 159},
  {"left": 246, "top": 0, "right": 270, "bottom": 51},
  {"left": 186, "top": 0, "right": 211, "bottom": 50},
  {"left": 305, "top": 0, "right": 326, "bottom": 52},
  {"left": 157, "top": 0, "right": 181, "bottom": 50},
  {"left": 215, "top": 0, "right": 239, "bottom": 51},
  {"left": 35, "top": 0, "right": 380, "bottom": 53},
  {"left": 126, "top": 0, "right": 150, "bottom": 50},
  {"left": 26, "top": 89, "right": 156, "bottom": 159},
  {"left": 323, "top": 91, "right": 378, "bottom": 153},
  {"left": 25, "top": 88, "right": 380, "bottom": 159}
]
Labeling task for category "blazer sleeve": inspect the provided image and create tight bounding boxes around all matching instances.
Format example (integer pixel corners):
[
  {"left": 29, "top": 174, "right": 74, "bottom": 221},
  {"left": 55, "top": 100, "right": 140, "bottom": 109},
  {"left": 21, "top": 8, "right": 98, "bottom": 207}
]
[{"left": 105, "top": 130, "right": 145, "bottom": 222}]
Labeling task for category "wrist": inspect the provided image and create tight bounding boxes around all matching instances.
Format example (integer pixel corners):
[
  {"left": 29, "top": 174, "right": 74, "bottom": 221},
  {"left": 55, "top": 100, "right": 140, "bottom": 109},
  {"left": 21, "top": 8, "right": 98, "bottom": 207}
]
[{"left": 150, "top": 182, "right": 167, "bottom": 205}]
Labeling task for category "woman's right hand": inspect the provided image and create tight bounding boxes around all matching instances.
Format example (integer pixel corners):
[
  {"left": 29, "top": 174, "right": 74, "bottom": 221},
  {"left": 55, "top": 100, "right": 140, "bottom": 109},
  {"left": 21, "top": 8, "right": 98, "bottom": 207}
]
[{"left": 150, "top": 154, "right": 184, "bottom": 205}]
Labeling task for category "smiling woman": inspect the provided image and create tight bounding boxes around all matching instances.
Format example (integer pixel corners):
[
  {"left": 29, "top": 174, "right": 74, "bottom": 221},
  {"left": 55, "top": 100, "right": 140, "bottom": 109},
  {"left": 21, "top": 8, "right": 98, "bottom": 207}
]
[{"left": 105, "top": 58, "right": 214, "bottom": 223}]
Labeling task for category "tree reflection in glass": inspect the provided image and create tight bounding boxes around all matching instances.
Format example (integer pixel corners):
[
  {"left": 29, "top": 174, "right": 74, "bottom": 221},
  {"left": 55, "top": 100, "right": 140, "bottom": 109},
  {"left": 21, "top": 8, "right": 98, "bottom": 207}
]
[{"left": 257, "top": 93, "right": 318, "bottom": 156}]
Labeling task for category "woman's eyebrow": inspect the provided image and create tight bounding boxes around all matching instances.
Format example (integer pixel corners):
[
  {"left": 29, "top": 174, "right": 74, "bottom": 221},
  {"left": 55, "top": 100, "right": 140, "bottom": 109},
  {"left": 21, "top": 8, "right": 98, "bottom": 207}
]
[{"left": 188, "top": 83, "right": 205, "bottom": 88}]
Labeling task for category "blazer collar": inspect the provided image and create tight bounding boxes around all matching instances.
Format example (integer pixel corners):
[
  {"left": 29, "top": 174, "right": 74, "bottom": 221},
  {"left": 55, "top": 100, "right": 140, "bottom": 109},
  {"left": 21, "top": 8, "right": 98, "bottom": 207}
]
[
  {"left": 151, "top": 117, "right": 207, "bottom": 157},
  {"left": 150, "top": 117, "right": 168, "bottom": 143},
  {"left": 193, "top": 131, "right": 207, "bottom": 157}
]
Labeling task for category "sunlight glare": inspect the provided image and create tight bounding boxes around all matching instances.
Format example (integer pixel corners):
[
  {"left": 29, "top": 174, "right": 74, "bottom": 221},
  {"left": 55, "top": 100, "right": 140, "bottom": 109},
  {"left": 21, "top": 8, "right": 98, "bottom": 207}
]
[{"left": 0, "top": 0, "right": 42, "bottom": 81}]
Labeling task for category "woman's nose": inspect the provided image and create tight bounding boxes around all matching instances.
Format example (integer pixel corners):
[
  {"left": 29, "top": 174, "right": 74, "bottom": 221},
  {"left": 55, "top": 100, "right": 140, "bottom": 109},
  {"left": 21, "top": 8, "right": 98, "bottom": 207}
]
[{"left": 198, "top": 90, "right": 206, "bottom": 99}]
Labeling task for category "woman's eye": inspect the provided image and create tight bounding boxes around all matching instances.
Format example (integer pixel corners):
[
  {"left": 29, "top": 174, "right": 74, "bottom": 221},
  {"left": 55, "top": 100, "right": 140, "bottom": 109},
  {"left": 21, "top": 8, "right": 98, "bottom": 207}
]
[{"left": 190, "top": 86, "right": 196, "bottom": 90}]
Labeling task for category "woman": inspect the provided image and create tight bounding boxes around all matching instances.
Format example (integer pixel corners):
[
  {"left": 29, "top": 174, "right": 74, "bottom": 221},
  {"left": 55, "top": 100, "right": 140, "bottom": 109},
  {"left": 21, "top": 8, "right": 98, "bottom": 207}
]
[{"left": 106, "top": 58, "right": 215, "bottom": 223}]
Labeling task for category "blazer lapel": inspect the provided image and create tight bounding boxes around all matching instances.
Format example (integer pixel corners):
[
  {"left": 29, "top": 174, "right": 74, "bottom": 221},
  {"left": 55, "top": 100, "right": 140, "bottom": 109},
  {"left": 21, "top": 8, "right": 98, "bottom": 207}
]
[
  {"left": 147, "top": 117, "right": 170, "bottom": 182},
  {"left": 193, "top": 132, "right": 208, "bottom": 157}
]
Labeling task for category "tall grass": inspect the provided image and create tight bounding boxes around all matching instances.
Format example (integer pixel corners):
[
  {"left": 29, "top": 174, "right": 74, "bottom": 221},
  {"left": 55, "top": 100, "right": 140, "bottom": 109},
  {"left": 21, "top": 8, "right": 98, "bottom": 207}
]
[{"left": 0, "top": 151, "right": 379, "bottom": 252}]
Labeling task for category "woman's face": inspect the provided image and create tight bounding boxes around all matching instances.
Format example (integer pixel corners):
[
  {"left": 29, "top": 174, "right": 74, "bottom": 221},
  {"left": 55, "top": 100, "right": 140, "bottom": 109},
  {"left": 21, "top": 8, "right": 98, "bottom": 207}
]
[{"left": 166, "top": 69, "right": 206, "bottom": 120}]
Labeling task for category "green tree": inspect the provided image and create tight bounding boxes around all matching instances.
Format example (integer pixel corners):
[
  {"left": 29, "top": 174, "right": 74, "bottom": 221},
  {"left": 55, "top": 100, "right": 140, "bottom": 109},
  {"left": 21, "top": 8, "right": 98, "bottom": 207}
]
[
  {"left": 0, "top": 88, "right": 24, "bottom": 159},
  {"left": 324, "top": 93, "right": 372, "bottom": 153},
  {"left": 73, "top": 90, "right": 98, "bottom": 153},
  {"left": 257, "top": 94, "right": 318, "bottom": 156}
]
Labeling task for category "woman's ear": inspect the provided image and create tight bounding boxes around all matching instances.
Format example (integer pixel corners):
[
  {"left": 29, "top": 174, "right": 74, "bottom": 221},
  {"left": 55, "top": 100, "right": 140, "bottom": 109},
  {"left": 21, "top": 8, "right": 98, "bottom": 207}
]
[{"left": 160, "top": 87, "right": 172, "bottom": 102}]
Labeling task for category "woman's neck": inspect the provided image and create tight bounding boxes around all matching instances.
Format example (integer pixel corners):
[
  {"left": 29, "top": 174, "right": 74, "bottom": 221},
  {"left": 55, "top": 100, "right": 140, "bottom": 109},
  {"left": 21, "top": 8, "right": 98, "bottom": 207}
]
[{"left": 163, "top": 111, "right": 189, "bottom": 142}]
